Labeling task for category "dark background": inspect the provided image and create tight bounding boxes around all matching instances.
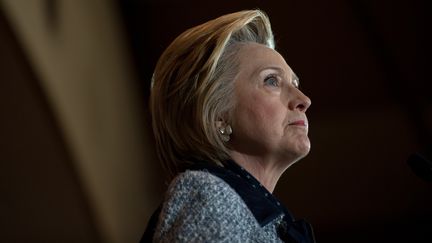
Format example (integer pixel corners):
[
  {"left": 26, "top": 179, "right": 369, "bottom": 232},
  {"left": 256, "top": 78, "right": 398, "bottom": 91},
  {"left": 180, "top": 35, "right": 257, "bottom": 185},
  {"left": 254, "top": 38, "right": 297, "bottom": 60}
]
[
  {"left": 1, "top": 0, "right": 431, "bottom": 242},
  {"left": 117, "top": 0, "right": 432, "bottom": 242}
]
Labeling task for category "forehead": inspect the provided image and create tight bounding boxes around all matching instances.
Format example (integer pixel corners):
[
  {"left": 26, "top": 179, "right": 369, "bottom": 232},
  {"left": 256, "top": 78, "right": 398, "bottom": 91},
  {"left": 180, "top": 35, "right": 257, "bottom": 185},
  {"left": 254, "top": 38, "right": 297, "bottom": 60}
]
[{"left": 236, "top": 43, "right": 295, "bottom": 78}]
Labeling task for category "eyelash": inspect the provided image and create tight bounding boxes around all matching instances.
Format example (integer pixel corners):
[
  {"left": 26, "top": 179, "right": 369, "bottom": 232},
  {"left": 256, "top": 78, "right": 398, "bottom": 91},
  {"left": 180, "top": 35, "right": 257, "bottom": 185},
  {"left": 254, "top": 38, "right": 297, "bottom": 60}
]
[
  {"left": 264, "top": 75, "right": 300, "bottom": 89},
  {"left": 264, "top": 75, "right": 279, "bottom": 87},
  {"left": 292, "top": 79, "right": 300, "bottom": 89}
]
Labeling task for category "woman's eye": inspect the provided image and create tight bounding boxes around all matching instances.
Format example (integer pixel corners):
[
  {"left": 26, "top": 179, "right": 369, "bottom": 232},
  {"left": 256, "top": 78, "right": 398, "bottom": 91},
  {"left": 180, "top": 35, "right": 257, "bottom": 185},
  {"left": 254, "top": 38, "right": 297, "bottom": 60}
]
[
  {"left": 292, "top": 79, "right": 300, "bottom": 89},
  {"left": 264, "top": 76, "right": 279, "bottom": 87}
]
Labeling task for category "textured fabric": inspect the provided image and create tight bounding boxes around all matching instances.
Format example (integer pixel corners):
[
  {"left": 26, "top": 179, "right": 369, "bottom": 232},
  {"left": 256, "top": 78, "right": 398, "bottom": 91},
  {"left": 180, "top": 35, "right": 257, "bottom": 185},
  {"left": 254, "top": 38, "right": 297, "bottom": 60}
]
[
  {"left": 189, "top": 160, "right": 295, "bottom": 226},
  {"left": 153, "top": 170, "right": 285, "bottom": 242}
]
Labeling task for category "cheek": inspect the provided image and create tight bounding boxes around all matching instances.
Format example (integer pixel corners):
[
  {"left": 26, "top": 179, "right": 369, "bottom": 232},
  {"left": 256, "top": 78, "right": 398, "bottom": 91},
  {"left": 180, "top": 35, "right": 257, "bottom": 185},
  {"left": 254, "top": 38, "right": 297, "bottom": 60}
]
[
  {"left": 240, "top": 97, "right": 285, "bottom": 132},
  {"left": 253, "top": 96, "right": 286, "bottom": 124}
]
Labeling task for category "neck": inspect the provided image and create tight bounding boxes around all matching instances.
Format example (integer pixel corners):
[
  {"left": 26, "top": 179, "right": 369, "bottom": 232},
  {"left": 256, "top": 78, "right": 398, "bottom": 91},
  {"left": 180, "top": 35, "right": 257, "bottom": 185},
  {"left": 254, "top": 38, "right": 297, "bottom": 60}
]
[{"left": 229, "top": 151, "right": 290, "bottom": 193}]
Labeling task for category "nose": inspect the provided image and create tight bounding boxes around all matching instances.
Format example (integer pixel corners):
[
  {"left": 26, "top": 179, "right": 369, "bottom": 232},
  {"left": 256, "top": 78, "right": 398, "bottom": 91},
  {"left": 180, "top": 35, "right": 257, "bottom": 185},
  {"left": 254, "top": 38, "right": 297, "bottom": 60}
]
[{"left": 289, "top": 89, "right": 311, "bottom": 112}]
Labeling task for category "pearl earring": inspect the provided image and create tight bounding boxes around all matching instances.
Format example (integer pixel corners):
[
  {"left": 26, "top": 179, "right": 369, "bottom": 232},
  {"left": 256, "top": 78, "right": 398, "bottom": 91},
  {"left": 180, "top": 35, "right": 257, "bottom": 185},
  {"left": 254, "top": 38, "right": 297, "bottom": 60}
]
[{"left": 219, "top": 125, "right": 232, "bottom": 142}]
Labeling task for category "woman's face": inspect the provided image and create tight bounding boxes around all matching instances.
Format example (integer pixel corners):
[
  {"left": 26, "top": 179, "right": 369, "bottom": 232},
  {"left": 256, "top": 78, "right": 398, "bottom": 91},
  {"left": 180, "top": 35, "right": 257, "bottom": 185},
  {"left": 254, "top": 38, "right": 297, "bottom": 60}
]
[{"left": 229, "top": 43, "right": 311, "bottom": 164}]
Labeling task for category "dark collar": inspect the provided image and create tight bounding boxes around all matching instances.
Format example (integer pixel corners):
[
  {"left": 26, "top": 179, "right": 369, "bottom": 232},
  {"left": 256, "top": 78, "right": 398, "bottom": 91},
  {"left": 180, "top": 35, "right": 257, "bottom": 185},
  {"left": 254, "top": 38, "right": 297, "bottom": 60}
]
[{"left": 190, "top": 159, "right": 295, "bottom": 227}]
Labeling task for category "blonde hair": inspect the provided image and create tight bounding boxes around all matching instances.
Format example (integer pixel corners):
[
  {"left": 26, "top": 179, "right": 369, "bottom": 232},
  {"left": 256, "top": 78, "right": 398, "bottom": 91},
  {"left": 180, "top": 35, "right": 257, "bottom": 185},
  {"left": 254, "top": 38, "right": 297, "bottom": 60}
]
[{"left": 150, "top": 10, "right": 275, "bottom": 180}]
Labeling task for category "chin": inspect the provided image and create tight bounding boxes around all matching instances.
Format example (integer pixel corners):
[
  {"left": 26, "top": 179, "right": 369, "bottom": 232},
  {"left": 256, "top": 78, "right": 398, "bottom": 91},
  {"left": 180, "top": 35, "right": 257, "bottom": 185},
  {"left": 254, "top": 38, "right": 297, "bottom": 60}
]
[
  {"left": 278, "top": 137, "right": 311, "bottom": 163},
  {"left": 291, "top": 140, "right": 311, "bottom": 162},
  {"left": 301, "top": 140, "right": 311, "bottom": 154}
]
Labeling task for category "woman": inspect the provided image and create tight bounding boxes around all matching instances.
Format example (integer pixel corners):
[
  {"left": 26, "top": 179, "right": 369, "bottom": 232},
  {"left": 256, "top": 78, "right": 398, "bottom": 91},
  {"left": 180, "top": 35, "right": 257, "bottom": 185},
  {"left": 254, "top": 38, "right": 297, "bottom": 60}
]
[{"left": 142, "top": 10, "right": 315, "bottom": 242}]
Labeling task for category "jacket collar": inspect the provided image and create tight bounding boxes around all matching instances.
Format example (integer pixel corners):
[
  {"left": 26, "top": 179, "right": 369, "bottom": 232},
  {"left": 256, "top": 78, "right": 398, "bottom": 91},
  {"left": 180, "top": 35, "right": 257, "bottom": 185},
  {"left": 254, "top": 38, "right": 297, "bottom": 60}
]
[
  {"left": 190, "top": 159, "right": 316, "bottom": 243},
  {"left": 190, "top": 159, "right": 294, "bottom": 226}
]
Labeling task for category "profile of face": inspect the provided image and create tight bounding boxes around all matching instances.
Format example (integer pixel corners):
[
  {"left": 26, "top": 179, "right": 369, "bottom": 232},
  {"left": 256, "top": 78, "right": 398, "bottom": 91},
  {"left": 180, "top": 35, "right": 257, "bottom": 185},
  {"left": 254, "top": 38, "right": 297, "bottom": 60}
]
[{"left": 229, "top": 43, "right": 311, "bottom": 166}]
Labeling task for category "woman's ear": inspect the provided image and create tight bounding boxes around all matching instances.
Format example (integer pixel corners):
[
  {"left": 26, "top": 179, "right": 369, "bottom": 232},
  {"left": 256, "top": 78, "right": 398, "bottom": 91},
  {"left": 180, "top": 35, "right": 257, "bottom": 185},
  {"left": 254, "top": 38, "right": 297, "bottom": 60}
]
[{"left": 215, "top": 120, "right": 224, "bottom": 129}]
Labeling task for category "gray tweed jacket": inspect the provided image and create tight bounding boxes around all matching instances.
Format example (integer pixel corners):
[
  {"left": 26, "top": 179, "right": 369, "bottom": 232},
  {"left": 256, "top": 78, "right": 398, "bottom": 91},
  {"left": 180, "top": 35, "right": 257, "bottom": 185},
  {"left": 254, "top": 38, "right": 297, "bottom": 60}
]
[
  {"left": 145, "top": 160, "right": 315, "bottom": 242},
  {"left": 154, "top": 170, "right": 284, "bottom": 242}
]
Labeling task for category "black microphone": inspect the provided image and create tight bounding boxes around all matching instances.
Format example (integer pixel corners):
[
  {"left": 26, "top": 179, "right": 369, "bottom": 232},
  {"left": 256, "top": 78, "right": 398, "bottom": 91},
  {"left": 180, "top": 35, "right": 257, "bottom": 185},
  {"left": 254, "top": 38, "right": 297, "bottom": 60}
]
[{"left": 407, "top": 153, "right": 432, "bottom": 182}]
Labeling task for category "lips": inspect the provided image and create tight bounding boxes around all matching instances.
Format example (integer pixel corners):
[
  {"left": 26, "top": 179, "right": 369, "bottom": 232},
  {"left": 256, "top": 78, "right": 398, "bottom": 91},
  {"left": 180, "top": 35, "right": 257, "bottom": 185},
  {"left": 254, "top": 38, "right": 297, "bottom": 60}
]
[{"left": 289, "top": 120, "right": 308, "bottom": 126}]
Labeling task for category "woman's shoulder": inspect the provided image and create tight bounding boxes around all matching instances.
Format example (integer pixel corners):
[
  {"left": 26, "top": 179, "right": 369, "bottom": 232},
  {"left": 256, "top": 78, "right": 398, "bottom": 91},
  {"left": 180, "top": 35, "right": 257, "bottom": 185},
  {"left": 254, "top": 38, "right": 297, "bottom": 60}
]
[
  {"left": 165, "top": 169, "right": 239, "bottom": 204},
  {"left": 155, "top": 170, "right": 267, "bottom": 241}
]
